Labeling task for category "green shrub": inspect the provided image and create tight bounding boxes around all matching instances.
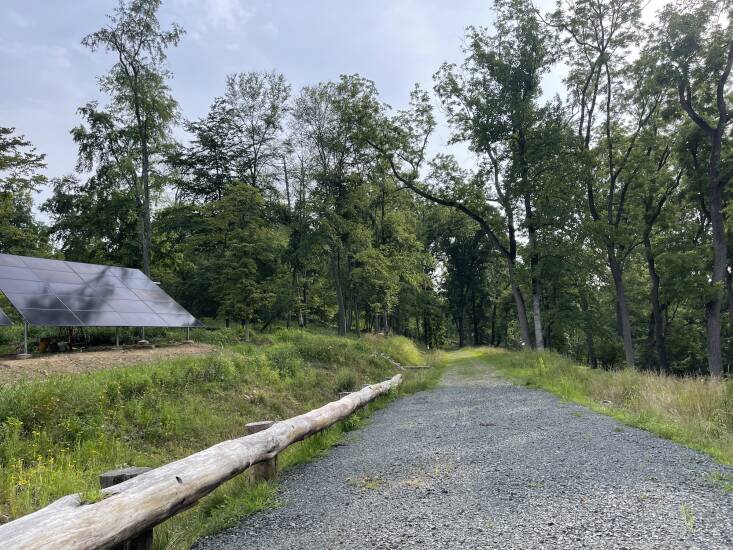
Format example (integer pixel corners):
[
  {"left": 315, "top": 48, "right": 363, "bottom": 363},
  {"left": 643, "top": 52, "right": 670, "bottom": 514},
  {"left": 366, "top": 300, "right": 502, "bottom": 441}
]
[{"left": 334, "top": 368, "right": 358, "bottom": 392}]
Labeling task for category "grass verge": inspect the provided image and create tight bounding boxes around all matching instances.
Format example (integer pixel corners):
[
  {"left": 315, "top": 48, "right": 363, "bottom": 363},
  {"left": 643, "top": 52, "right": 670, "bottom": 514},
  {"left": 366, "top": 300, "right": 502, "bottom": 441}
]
[
  {"left": 481, "top": 348, "right": 733, "bottom": 465},
  {"left": 0, "top": 329, "right": 442, "bottom": 547}
]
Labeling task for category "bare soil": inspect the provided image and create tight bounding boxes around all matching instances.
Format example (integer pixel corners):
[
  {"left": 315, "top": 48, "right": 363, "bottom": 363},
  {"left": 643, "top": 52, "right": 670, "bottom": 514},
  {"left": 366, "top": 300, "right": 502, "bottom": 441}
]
[{"left": 0, "top": 344, "right": 217, "bottom": 385}]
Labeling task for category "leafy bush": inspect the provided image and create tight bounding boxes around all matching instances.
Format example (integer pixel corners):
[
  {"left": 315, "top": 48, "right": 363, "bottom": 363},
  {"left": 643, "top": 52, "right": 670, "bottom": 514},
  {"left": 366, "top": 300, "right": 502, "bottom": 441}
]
[{"left": 335, "top": 368, "right": 358, "bottom": 392}]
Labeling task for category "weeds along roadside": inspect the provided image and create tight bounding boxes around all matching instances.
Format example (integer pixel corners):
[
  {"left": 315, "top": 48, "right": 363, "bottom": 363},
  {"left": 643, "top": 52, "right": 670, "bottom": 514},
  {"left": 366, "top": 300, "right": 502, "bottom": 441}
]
[
  {"left": 485, "top": 348, "right": 733, "bottom": 465},
  {"left": 0, "top": 329, "right": 443, "bottom": 548}
]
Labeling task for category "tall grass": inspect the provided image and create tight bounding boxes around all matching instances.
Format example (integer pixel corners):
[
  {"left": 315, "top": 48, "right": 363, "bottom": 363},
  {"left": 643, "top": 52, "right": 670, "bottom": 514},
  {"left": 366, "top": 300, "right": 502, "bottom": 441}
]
[
  {"left": 487, "top": 348, "right": 733, "bottom": 464},
  {"left": 0, "top": 329, "right": 438, "bottom": 546}
]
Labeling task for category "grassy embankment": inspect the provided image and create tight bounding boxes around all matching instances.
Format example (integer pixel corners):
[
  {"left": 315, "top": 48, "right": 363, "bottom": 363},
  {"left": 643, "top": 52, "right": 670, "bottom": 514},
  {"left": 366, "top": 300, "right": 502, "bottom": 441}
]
[
  {"left": 479, "top": 347, "right": 733, "bottom": 466},
  {"left": 0, "top": 329, "right": 442, "bottom": 549}
]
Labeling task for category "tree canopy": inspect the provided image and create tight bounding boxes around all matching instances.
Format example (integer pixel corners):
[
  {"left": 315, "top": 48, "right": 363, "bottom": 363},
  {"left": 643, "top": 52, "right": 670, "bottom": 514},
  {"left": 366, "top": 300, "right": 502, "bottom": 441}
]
[{"left": 5, "top": 0, "right": 733, "bottom": 375}]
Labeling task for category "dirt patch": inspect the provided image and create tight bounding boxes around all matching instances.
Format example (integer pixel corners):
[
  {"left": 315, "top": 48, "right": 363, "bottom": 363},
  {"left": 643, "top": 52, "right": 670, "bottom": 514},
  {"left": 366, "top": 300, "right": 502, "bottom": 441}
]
[{"left": 0, "top": 344, "right": 218, "bottom": 385}]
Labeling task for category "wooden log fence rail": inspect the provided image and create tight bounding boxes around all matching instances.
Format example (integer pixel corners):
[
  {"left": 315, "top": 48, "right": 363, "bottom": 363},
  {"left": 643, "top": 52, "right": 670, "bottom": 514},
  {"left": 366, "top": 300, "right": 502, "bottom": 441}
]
[{"left": 0, "top": 374, "right": 403, "bottom": 550}]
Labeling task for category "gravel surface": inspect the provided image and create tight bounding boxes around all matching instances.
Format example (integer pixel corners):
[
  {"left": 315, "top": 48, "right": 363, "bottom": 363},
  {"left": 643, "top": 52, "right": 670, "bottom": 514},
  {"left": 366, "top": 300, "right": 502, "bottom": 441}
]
[{"left": 195, "top": 352, "right": 733, "bottom": 549}]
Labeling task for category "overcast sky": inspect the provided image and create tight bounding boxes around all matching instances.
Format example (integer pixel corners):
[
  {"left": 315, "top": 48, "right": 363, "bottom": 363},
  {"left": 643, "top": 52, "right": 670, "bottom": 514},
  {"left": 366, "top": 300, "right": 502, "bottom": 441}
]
[{"left": 1, "top": 0, "right": 667, "bottom": 213}]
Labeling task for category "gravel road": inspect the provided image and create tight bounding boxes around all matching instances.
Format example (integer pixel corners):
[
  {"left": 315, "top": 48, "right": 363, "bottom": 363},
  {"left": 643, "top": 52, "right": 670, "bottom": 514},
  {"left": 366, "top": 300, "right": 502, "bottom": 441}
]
[{"left": 194, "top": 350, "right": 733, "bottom": 549}]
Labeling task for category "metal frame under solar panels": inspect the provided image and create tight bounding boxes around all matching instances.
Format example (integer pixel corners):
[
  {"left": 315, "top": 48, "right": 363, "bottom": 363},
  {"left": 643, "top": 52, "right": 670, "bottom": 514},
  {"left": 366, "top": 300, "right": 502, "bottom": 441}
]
[
  {"left": 0, "top": 307, "right": 11, "bottom": 326},
  {"left": 0, "top": 253, "right": 203, "bottom": 328}
]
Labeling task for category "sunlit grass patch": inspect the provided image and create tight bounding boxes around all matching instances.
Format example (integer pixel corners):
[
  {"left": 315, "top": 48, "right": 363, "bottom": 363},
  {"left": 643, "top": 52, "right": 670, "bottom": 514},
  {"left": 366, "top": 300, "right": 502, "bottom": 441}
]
[
  {"left": 704, "top": 471, "right": 733, "bottom": 492},
  {"left": 0, "top": 329, "right": 441, "bottom": 547}
]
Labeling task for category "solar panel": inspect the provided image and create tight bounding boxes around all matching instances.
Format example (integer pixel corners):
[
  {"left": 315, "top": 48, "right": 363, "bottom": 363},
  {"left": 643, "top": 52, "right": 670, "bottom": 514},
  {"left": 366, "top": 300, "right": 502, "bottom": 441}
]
[
  {"left": 0, "top": 307, "right": 11, "bottom": 326},
  {"left": 0, "top": 253, "right": 203, "bottom": 328}
]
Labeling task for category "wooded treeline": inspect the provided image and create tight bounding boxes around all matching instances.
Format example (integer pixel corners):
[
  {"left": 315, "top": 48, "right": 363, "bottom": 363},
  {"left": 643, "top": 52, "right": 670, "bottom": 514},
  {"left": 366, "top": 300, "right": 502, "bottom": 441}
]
[{"left": 1, "top": 0, "right": 732, "bottom": 375}]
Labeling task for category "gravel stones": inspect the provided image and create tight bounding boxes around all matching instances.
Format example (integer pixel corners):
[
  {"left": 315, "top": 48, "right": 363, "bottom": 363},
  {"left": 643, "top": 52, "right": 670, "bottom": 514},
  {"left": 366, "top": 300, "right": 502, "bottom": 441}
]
[{"left": 195, "top": 366, "right": 733, "bottom": 549}]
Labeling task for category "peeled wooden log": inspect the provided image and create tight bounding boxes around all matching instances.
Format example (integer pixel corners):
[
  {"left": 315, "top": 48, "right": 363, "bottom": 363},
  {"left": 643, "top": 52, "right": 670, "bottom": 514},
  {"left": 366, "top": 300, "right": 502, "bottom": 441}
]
[
  {"left": 373, "top": 352, "right": 405, "bottom": 370},
  {"left": 0, "top": 374, "right": 402, "bottom": 550}
]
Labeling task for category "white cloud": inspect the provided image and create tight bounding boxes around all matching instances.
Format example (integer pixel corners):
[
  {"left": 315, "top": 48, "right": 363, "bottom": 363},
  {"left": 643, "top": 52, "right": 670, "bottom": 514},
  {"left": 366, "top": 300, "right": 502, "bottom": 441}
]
[
  {"left": 7, "top": 10, "right": 32, "bottom": 29},
  {"left": 201, "top": 0, "right": 255, "bottom": 31},
  {"left": 261, "top": 21, "right": 278, "bottom": 37},
  {"left": 169, "top": 0, "right": 255, "bottom": 35}
]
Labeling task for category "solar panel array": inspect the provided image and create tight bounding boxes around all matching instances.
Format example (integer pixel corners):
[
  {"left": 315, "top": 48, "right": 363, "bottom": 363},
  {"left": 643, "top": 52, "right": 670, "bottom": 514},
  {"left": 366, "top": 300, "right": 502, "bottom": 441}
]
[
  {"left": 0, "top": 253, "right": 202, "bottom": 328},
  {"left": 0, "top": 307, "right": 10, "bottom": 326}
]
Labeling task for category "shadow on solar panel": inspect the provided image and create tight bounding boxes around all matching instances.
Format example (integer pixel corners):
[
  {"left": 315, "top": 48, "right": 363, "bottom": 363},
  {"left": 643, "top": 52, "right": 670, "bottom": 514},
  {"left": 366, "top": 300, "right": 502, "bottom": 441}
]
[{"left": 0, "top": 253, "right": 203, "bottom": 328}]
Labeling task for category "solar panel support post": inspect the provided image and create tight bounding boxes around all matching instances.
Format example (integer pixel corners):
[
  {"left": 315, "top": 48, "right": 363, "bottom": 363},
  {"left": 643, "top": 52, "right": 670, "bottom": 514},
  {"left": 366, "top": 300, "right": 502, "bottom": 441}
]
[
  {"left": 17, "top": 321, "right": 31, "bottom": 360},
  {"left": 184, "top": 326, "right": 194, "bottom": 345},
  {"left": 137, "top": 326, "right": 150, "bottom": 347},
  {"left": 115, "top": 327, "right": 120, "bottom": 349}
]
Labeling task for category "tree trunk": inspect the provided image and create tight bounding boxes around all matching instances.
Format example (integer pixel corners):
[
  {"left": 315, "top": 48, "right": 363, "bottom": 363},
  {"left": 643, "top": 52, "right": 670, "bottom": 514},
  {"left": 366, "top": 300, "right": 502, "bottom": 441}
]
[
  {"left": 295, "top": 272, "right": 304, "bottom": 328},
  {"left": 532, "top": 289, "right": 544, "bottom": 350},
  {"left": 133, "top": 86, "right": 152, "bottom": 277},
  {"left": 347, "top": 299, "right": 353, "bottom": 333},
  {"left": 524, "top": 194, "right": 544, "bottom": 350},
  {"left": 706, "top": 162, "right": 726, "bottom": 377},
  {"left": 507, "top": 258, "right": 532, "bottom": 348},
  {"left": 608, "top": 250, "right": 635, "bottom": 367},
  {"left": 490, "top": 301, "right": 497, "bottom": 347},
  {"left": 135, "top": 204, "right": 149, "bottom": 277},
  {"left": 457, "top": 311, "right": 465, "bottom": 348},
  {"left": 579, "top": 290, "right": 597, "bottom": 368},
  {"left": 354, "top": 299, "right": 360, "bottom": 337},
  {"left": 644, "top": 312, "right": 656, "bottom": 371},
  {"left": 283, "top": 156, "right": 291, "bottom": 211},
  {"left": 643, "top": 231, "right": 669, "bottom": 373},
  {"left": 727, "top": 270, "right": 733, "bottom": 334},
  {"left": 302, "top": 283, "right": 308, "bottom": 327},
  {"left": 331, "top": 251, "right": 346, "bottom": 336},
  {"left": 142, "top": 163, "right": 152, "bottom": 277},
  {"left": 471, "top": 288, "right": 480, "bottom": 346}
]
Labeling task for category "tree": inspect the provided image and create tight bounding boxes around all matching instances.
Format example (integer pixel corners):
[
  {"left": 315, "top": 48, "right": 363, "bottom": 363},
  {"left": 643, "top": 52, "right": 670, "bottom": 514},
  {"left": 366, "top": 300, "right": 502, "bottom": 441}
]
[
  {"left": 656, "top": 0, "right": 733, "bottom": 376},
  {"left": 426, "top": 206, "right": 491, "bottom": 347},
  {"left": 379, "top": 1, "right": 568, "bottom": 349},
  {"left": 434, "top": 0, "right": 552, "bottom": 348},
  {"left": 43, "top": 173, "right": 139, "bottom": 266},
  {"left": 172, "top": 97, "right": 235, "bottom": 203},
  {"left": 81, "top": 0, "right": 183, "bottom": 275},
  {"left": 173, "top": 72, "right": 292, "bottom": 204},
  {"left": 223, "top": 72, "right": 291, "bottom": 194},
  {"left": 0, "top": 127, "right": 47, "bottom": 255},
  {"left": 292, "top": 76, "right": 383, "bottom": 335},
  {"left": 551, "top": 0, "right": 651, "bottom": 366}
]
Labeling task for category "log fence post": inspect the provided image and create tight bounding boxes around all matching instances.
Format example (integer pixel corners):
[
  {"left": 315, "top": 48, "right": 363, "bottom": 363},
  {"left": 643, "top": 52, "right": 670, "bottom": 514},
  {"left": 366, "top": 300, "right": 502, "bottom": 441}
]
[
  {"left": 245, "top": 421, "right": 277, "bottom": 481},
  {"left": 99, "top": 467, "right": 153, "bottom": 550}
]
